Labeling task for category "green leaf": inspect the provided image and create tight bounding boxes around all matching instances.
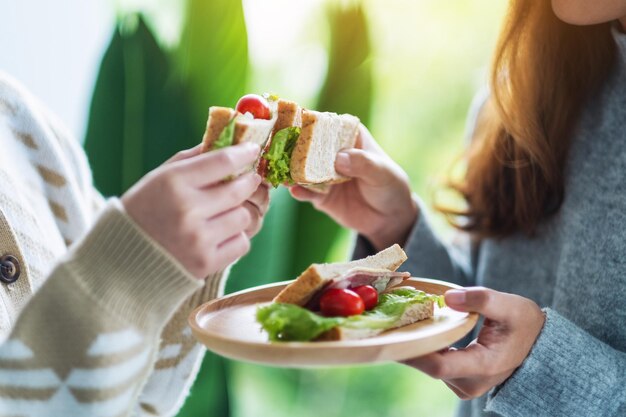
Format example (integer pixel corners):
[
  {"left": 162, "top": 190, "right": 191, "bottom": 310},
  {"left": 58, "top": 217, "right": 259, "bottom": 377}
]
[
  {"left": 263, "top": 127, "right": 301, "bottom": 187},
  {"left": 175, "top": 0, "right": 249, "bottom": 136},
  {"left": 317, "top": 3, "right": 373, "bottom": 121},
  {"left": 84, "top": 14, "right": 195, "bottom": 196},
  {"left": 257, "top": 303, "right": 342, "bottom": 342}
]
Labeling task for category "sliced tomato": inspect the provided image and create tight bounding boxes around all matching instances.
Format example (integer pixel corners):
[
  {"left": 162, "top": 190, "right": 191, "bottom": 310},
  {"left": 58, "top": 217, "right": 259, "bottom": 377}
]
[
  {"left": 320, "top": 288, "right": 365, "bottom": 317},
  {"left": 236, "top": 94, "right": 271, "bottom": 120}
]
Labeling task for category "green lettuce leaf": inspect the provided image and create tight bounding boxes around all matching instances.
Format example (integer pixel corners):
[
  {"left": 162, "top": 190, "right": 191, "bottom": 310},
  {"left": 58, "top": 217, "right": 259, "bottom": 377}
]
[
  {"left": 212, "top": 117, "right": 236, "bottom": 150},
  {"left": 256, "top": 287, "right": 445, "bottom": 342},
  {"left": 341, "top": 288, "right": 444, "bottom": 330},
  {"left": 263, "top": 126, "right": 301, "bottom": 187},
  {"left": 256, "top": 303, "right": 342, "bottom": 341}
]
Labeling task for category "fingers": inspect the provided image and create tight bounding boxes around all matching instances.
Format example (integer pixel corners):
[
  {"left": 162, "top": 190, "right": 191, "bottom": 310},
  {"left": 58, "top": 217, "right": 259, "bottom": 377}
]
[
  {"left": 172, "top": 142, "right": 261, "bottom": 187},
  {"left": 289, "top": 185, "right": 326, "bottom": 204},
  {"left": 207, "top": 206, "right": 252, "bottom": 242},
  {"left": 401, "top": 342, "right": 488, "bottom": 380},
  {"left": 443, "top": 381, "right": 470, "bottom": 399},
  {"left": 444, "top": 287, "right": 515, "bottom": 323},
  {"left": 243, "top": 202, "right": 263, "bottom": 238},
  {"left": 200, "top": 172, "right": 262, "bottom": 218},
  {"left": 214, "top": 232, "right": 251, "bottom": 270},
  {"left": 165, "top": 143, "right": 203, "bottom": 164},
  {"left": 403, "top": 348, "right": 503, "bottom": 400},
  {"left": 243, "top": 184, "right": 270, "bottom": 237},
  {"left": 334, "top": 148, "right": 394, "bottom": 186},
  {"left": 247, "top": 183, "right": 270, "bottom": 215}
]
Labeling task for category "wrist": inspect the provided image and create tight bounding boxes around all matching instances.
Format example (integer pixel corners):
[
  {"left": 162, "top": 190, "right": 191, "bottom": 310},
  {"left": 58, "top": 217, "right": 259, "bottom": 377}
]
[{"left": 366, "top": 199, "right": 419, "bottom": 251}]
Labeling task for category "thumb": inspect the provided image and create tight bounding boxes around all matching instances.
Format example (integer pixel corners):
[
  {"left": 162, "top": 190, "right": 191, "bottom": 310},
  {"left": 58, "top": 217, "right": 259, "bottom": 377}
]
[
  {"left": 335, "top": 149, "right": 393, "bottom": 186},
  {"left": 444, "top": 287, "right": 512, "bottom": 323}
]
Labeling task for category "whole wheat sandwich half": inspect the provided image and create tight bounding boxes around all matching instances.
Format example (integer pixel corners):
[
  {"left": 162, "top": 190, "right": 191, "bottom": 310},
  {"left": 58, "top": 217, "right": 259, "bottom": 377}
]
[
  {"left": 256, "top": 244, "right": 445, "bottom": 342},
  {"left": 200, "top": 106, "right": 277, "bottom": 153},
  {"left": 201, "top": 93, "right": 360, "bottom": 188},
  {"left": 259, "top": 98, "right": 360, "bottom": 187}
]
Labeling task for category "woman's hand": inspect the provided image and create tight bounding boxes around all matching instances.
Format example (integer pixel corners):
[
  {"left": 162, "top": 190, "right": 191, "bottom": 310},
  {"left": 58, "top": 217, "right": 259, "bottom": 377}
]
[
  {"left": 164, "top": 144, "right": 270, "bottom": 239},
  {"left": 122, "top": 142, "right": 268, "bottom": 279},
  {"left": 289, "top": 125, "right": 418, "bottom": 251},
  {"left": 402, "top": 287, "right": 546, "bottom": 400}
]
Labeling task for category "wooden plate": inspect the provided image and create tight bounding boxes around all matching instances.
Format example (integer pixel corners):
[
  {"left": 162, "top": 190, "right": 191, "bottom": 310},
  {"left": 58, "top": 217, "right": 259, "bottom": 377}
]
[{"left": 189, "top": 278, "right": 478, "bottom": 367}]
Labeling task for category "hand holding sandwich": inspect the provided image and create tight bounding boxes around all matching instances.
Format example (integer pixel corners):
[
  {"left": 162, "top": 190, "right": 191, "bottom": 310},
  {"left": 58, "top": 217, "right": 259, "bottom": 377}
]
[
  {"left": 122, "top": 142, "right": 268, "bottom": 279},
  {"left": 402, "top": 287, "right": 545, "bottom": 400},
  {"left": 290, "top": 125, "right": 418, "bottom": 251}
]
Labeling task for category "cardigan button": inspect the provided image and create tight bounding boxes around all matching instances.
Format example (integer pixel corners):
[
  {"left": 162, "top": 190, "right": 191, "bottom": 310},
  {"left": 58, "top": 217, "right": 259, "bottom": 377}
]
[{"left": 0, "top": 255, "right": 20, "bottom": 284}]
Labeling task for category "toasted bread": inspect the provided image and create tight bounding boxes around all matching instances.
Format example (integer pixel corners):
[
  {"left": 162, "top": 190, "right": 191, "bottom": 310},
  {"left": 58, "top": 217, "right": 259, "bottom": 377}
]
[{"left": 273, "top": 244, "right": 408, "bottom": 306}]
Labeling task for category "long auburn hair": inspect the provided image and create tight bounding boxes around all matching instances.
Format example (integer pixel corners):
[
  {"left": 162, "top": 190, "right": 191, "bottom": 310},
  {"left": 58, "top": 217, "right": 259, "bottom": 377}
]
[{"left": 440, "top": 0, "right": 618, "bottom": 238}]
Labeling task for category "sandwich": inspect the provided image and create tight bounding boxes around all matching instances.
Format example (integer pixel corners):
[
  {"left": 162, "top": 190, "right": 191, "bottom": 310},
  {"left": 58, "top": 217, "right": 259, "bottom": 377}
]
[
  {"left": 256, "top": 244, "right": 445, "bottom": 342},
  {"left": 201, "top": 94, "right": 360, "bottom": 187},
  {"left": 259, "top": 98, "right": 360, "bottom": 187},
  {"left": 200, "top": 94, "right": 278, "bottom": 153}
]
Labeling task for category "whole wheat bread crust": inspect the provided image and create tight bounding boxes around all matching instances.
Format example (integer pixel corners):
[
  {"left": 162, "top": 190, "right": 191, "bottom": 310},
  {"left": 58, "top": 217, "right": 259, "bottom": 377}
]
[
  {"left": 272, "top": 99, "right": 302, "bottom": 135},
  {"left": 272, "top": 244, "right": 407, "bottom": 306},
  {"left": 201, "top": 107, "right": 236, "bottom": 152},
  {"left": 201, "top": 106, "right": 270, "bottom": 152},
  {"left": 289, "top": 111, "right": 316, "bottom": 183}
]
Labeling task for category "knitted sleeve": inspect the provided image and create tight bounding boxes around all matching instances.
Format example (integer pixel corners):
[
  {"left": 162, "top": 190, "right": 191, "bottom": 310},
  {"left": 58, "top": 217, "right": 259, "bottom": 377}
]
[
  {"left": 0, "top": 200, "right": 206, "bottom": 417},
  {"left": 26, "top": 85, "right": 227, "bottom": 416},
  {"left": 485, "top": 308, "right": 626, "bottom": 417},
  {"left": 353, "top": 197, "right": 479, "bottom": 287}
]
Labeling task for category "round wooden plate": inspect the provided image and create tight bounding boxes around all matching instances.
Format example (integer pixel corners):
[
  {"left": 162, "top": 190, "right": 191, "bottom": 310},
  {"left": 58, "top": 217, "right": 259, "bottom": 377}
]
[{"left": 189, "top": 278, "right": 478, "bottom": 367}]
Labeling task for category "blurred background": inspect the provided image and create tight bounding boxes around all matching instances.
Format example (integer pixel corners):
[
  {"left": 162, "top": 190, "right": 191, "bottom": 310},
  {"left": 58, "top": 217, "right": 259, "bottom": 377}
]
[{"left": 0, "top": 0, "right": 506, "bottom": 415}]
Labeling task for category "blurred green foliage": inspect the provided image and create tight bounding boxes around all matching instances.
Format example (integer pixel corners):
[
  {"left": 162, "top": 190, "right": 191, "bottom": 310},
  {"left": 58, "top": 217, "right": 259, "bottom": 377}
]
[
  {"left": 175, "top": 0, "right": 249, "bottom": 137},
  {"left": 84, "top": 15, "right": 195, "bottom": 195},
  {"left": 84, "top": 1, "right": 506, "bottom": 416}
]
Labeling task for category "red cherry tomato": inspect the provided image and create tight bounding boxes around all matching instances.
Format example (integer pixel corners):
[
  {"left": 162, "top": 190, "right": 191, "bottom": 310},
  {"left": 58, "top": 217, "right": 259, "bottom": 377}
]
[
  {"left": 236, "top": 94, "right": 271, "bottom": 120},
  {"left": 352, "top": 285, "right": 378, "bottom": 310},
  {"left": 320, "top": 288, "right": 365, "bottom": 317}
]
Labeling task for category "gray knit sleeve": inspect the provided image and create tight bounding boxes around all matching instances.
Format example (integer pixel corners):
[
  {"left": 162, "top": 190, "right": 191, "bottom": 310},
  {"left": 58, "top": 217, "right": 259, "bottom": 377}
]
[
  {"left": 352, "top": 197, "right": 478, "bottom": 286},
  {"left": 485, "top": 308, "right": 626, "bottom": 417},
  {"left": 401, "top": 198, "right": 476, "bottom": 286}
]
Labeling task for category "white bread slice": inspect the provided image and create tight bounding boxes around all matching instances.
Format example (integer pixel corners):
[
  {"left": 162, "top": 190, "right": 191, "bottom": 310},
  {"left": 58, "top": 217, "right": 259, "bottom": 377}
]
[
  {"left": 201, "top": 106, "right": 276, "bottom": 153},
  {"left": 316, "top": 300, "right": 434, "bottom": 341},
  {"left": 273, "top": 244, "right": 407, "bottom": 306},
  {"left": 290, "top": 110, "right": 359, "bottom": 184}
]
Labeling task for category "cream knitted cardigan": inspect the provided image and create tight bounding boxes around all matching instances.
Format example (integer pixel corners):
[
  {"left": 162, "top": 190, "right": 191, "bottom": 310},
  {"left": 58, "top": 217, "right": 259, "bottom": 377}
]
[{"left": 0, "top": 72, "right": 226, "bottom": 416}]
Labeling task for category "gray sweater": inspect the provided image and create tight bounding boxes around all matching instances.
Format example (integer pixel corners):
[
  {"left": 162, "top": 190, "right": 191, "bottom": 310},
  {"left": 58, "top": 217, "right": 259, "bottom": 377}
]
[{"left": 355, "top": 26, "right": 626, "bottom": 417}]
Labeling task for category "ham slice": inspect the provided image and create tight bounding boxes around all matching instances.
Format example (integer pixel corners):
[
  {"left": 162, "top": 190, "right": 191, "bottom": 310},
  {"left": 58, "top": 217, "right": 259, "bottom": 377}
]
[
  {"left": 326, "top": 268, "right": 410, "bottom": 293},
  {"left": 305, "top": 268, "right": 411, "bottom": 311}
]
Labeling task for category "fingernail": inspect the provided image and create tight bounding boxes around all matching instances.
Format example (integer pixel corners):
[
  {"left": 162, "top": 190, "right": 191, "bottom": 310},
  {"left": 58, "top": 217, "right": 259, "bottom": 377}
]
[
  {"left": 445, "top": 290, "right": 466, "bottom": 304},
  {"left": 253, "top": 173, "right": 262, "bottom": 184},
  {"left": 335, "top": 152, "right": 350, "bottom": 172}
]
